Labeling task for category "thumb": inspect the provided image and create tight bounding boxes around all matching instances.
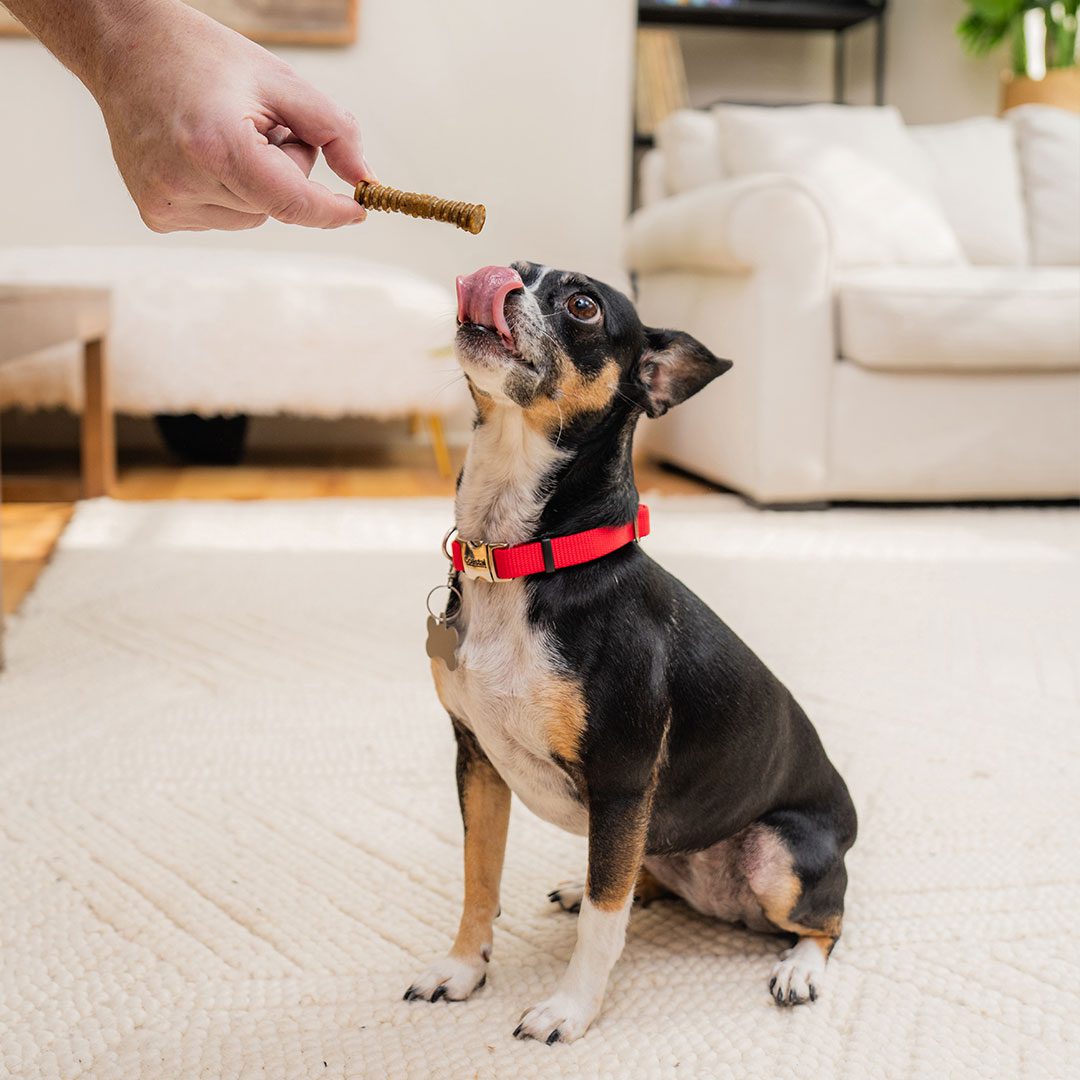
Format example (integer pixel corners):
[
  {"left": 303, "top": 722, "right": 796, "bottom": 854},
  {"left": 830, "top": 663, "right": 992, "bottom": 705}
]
[{"left": 268, "top": 74, "right": 376, "bottom": 185}]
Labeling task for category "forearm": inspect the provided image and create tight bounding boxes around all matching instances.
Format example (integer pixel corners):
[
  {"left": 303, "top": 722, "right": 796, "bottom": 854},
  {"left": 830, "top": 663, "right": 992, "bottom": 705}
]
[
  {"left": 8, "top": 0, "right": 369, "bottom": 231},
  {"left": 4, "top": 0, "right": 182, "bottom": 97}
]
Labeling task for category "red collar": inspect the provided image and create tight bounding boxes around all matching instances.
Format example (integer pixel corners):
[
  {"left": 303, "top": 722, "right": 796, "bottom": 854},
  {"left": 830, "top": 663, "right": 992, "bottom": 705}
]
[{"left": 450, "top": 505, "right": 650, "bottom": 583}]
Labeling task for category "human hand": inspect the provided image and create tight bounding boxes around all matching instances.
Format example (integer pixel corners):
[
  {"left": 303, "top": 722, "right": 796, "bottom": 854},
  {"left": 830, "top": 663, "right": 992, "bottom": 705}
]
[{"left": 87, "top": 1, "right": 374, "bottom": 232}]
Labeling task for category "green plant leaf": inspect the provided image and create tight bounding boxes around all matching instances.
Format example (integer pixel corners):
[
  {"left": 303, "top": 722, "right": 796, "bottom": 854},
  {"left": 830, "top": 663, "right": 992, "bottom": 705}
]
[
  {"left": 957, "top": 11, "right": 1010, "bottom": 56},
  {"left": 963, "top": 0, "right": 1025, "bottom": 18},
  {"left": 958, "top": 0, "right": 1077, "bottom": 70}
]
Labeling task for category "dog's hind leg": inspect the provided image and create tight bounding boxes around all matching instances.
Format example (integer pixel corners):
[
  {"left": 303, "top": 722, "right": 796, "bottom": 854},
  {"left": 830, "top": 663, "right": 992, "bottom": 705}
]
[
  {"left": 633, "top": 863, "right": 674, "bottom": 907},
  {"left": 548, "top": 866, "right": 671, "bottom": 914},
  {"left": 768, "top": 936, "right": 832, "bottom": 1005},
  {"left": 547, "top": 880, "right": 584, "bottom": 913},
  {"left": 741, "top": 815, "right": 853, "bottom": 1007}
]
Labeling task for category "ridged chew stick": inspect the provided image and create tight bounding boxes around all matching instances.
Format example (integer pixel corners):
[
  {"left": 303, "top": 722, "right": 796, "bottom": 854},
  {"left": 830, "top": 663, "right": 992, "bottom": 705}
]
[{"left": 353, "top": 181, "right": 486, "bottom": 234}]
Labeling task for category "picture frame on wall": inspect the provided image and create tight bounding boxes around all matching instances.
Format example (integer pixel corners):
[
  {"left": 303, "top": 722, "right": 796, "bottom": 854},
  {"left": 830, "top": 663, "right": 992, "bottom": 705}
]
[
  {"left": 0, "top": 1, "right": 359, "bottom": 46},
  {"left": 0, "top": 5, "right": 27, "bottom": 36}
]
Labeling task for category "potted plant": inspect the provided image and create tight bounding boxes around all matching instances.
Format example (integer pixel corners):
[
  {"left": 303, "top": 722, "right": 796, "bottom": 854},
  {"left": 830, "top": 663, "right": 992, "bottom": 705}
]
[{"left": 958, "top": 0, "right": 1080, "bottom": 113}]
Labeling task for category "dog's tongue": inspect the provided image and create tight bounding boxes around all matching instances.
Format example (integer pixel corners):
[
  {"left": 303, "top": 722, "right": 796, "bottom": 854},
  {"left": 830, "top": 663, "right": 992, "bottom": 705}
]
[{"left": 456, "top": 265, "right": 524, "bottom": 348}]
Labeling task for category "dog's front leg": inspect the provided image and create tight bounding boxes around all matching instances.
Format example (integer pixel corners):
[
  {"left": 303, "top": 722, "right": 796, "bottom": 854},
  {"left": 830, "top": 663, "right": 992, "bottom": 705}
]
[
  {"left": 405, "top": 720, "right": 510, "bottom": 1002},
  {"left": 515, "top": 790, "right": 649, "bottom": 1044}
]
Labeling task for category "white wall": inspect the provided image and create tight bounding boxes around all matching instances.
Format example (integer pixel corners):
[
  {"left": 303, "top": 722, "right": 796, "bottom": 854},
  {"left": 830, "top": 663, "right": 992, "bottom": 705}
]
[
  {"left": 677, "top": 0, "right": 1000, "bottom": 123},
  {"left": 0, "top": 0, "right": 1005, "bottom": 453},
  {"left": 0, "top": 0, "right": 637, "bottom": 288},
  {"left": 0, "top": 0, "right": 1001, "bottom": 290}
]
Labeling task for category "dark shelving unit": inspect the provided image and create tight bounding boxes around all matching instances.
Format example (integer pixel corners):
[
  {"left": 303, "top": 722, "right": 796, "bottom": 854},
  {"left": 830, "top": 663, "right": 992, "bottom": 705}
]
[{"left": 638, "top": 0, "right": 888, "bottom": 110}]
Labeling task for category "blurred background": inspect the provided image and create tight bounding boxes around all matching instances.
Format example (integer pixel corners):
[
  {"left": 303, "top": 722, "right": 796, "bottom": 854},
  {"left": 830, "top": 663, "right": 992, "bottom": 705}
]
[{"left": 1, "top": 0, "right": 1077, "bottom": 607}]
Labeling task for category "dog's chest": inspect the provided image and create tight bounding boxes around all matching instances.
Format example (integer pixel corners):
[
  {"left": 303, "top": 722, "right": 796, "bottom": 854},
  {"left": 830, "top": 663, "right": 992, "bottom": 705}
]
[{"left": 434, "top": 581, "right": 587, "bottom": 836}]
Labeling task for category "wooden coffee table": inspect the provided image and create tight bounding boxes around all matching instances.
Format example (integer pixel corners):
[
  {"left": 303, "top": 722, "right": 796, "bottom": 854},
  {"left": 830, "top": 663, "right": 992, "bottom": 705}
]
[{"left": 0, "top": 285, "right": 114, "bottom": 666}]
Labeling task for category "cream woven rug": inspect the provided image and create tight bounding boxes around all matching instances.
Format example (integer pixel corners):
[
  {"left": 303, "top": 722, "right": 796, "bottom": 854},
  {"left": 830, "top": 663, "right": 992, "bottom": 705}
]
[{"left": 2, "top": 497, "right": 1077, "bottom": 1080}]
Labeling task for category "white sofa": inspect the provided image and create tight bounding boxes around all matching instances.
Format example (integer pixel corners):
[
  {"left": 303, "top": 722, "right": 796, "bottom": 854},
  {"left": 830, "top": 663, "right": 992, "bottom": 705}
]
[{"left": 627, "top": 104, "right": 1080, "bottom": 503}]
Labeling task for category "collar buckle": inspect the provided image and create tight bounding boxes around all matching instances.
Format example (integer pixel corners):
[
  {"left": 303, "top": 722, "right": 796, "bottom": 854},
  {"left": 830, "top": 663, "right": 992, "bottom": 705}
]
[{"left": 458, "top": 539, "right": 509, "bottom": 583}]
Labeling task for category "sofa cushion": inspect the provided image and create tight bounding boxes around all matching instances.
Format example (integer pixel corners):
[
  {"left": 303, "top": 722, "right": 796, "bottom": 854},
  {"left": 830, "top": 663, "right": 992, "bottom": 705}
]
[
  {"left": 837, "top": 267, "right": 1080, "bottom": 373},
  {"left": 656, "top": 109, "right": 724, "bottom": 196},
  {"left": 1008, "top": 105, "right": 1080, "bottom": 266},
  {"left": 910, "top": 117, "right": 1029, "bottom": 266},
  {"left": 714, "top": 104, "right": 966, "bottom": 269}
]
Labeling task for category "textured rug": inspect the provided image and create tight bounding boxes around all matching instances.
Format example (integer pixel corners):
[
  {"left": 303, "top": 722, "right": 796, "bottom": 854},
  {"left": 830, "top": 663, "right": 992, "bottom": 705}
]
[{"left": 1, "top": 497, "right": 1077, "bottom": 1080}]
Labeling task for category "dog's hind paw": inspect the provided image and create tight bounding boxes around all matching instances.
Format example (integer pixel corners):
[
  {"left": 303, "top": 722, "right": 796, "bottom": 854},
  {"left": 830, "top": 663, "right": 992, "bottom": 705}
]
[
  {"left": 546, "top": 880, "right": 584, "bottom": 913},
  {"left": 403, "top": 955, "right": 488, "bottom": 1003},
  {"left": 768, "top": 938, "right": 827, "bottom": 1006}
]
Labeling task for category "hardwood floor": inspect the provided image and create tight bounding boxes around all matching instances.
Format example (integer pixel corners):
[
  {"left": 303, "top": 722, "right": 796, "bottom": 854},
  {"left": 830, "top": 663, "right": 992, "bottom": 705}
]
[
  {"left": 0, "top": 503, "right": 73, "bottom": 614},
  {"left": 1, "top": 452, "right": 714, "bottom": 615}
]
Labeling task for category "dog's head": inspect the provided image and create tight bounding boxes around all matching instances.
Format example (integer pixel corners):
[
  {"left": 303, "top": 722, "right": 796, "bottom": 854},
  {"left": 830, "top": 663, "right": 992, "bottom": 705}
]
[{"left": 454, "top": 262, "right": 731, "bottom": 433}]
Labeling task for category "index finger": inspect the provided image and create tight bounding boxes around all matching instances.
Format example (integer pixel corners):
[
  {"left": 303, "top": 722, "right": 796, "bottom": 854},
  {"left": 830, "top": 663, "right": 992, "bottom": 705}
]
[
  {"left": 228, "top": 132, "right": 364, "bottom": 229},
  {"left": 268, "top": 76, "right": 377, "bottom": 185}
]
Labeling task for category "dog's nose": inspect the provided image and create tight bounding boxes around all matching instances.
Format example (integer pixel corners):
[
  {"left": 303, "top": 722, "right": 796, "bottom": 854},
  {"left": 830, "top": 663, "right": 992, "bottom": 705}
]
[{"left": 455, "top": 265, "right": 524, "bottom": 348}]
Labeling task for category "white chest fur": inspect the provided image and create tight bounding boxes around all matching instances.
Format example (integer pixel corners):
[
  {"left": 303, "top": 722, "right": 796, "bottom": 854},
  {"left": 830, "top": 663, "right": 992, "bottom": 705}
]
[
  {"left": 436, "top": 581, "right": 588, "bottom": 836},
  {"left": 434, "top": 407, "right": 588, "bottom": 836}
]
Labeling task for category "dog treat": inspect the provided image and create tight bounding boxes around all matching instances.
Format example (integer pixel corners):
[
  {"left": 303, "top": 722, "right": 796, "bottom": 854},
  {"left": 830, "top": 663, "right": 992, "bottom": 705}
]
[{"left": 353, "top": 181, "right": 486, "bottom": 234}]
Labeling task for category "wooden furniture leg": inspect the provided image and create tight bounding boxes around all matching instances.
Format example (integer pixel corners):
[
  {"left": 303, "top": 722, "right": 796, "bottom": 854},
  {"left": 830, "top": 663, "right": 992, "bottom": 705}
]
[
  {"left": 0, "top": 413, "right": 5, "bottom": 670},
  {"left": 425, "top": 413, "right": 452, "bottom": 480},
  {"left": 81, "top": 337, "right": 116, "bottom": 498}
]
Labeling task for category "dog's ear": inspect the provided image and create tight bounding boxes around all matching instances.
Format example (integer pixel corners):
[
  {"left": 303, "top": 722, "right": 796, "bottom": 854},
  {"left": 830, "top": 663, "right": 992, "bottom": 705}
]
[{"left": 636, "top": 328, "right": 732, "bottom": 419}]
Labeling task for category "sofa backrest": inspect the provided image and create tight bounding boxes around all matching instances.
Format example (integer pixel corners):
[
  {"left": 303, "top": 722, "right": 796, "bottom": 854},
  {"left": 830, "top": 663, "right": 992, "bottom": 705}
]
[
  {"left": 1008, "top": 105, "right": 1080, "bottom": 266},
  {"left": 908, "top": 117, "right": 1028, "bottom": 266},
  {"left": 648, "top": 103, "right": 1080, "bottom": 269},
  {"left": 654, "top": 109, "right": 724, "bottom": 197},
  {"left": 659, "top": 104, "right": 966, "bottom": 268}
]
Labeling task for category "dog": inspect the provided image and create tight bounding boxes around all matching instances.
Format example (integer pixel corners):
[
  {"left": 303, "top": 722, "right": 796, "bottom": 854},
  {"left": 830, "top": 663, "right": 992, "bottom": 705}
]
[{"left": 405, "top": 262, "right": 857, "bottom": 1043}]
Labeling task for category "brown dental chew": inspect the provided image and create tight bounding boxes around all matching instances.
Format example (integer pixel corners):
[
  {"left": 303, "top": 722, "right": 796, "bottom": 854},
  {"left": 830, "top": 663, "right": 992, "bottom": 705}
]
[{"left": 354, "top": 181, "right": 486, "bottom": 234}]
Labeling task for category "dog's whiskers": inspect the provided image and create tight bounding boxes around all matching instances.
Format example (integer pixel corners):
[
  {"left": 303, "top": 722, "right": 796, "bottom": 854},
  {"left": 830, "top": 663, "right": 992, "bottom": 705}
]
[
  {"left": 610, "top": 382, "right": 641, "bottom": 410},
  {"left": 434, "top": 372, "right": 467, "bottom": 397}
]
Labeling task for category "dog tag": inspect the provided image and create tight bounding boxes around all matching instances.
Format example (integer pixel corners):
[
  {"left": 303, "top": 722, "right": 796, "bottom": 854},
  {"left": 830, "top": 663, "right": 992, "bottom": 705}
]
[{"left": 426, "top": 615, "right": 460, "bottom": 671}]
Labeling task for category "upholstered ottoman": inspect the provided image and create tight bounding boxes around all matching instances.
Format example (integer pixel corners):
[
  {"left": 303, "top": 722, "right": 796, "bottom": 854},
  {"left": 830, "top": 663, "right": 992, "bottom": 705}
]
[{"left": 0, "top": 247, "right": 463, "bottom": 472}]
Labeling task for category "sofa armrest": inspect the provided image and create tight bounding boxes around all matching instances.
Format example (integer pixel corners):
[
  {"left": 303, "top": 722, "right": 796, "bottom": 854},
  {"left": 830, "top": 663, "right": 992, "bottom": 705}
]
[
  {"left": 626, "top": 175, "right": 836, "bottom": 504},
  {"left": 636, "top": 148, "right": 669, "bottom": 207},
  {"left": 625, "top": 174, "right": 830, "bottom": 276}
]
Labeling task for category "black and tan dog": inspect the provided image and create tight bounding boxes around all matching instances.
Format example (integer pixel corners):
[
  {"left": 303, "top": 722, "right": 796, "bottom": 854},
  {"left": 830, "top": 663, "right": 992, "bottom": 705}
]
[{"left": 405, "top": 262, "right": 857, "bottom": 1043}]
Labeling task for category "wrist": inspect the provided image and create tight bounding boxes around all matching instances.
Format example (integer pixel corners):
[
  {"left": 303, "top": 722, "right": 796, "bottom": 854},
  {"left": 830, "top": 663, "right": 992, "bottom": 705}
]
[
  {"left": 76, "top": 0, "right": 177, "bottom": 101},
  {"left": 6, "top": 0, "right": 179, "bottom": 99}
]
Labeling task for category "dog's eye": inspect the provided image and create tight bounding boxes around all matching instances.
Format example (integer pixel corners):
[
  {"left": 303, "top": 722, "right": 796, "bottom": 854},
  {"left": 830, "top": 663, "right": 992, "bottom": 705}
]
[{"left": 566, "top": 293, "right": 601, "bottom": 323}]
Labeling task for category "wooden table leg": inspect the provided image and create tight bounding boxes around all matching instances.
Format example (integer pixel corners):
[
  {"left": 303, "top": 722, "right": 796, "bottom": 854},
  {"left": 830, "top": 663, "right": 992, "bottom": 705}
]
[
  {"left": 81, "top": 337, "right": 116, "bottom": 498},
  {"left": 425, "top": 413, "right": 453, "bottom": 480},
  {"left": 1, "top": 409, "right": 5, "bottom": 670}
]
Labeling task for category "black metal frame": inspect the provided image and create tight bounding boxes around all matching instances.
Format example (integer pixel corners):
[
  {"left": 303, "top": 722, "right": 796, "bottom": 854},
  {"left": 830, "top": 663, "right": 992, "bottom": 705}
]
[{"left": 638, "top": 0, "right": 888, "bottom": 107}]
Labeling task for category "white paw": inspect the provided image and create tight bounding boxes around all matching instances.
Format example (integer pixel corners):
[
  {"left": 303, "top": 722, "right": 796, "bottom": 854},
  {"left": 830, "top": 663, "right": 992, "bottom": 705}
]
[
  {"left": 769, "top": 938, "right": 827, "bottom": 1006},
  {"left": 404, "top": 954, "right": 488, "bottom": 1003},
  {"left": 547, "top": 880, "right": 585, "bottom": 913},
  {"left": 514, "top": 991, "right": 600, "bottom": 1044}
]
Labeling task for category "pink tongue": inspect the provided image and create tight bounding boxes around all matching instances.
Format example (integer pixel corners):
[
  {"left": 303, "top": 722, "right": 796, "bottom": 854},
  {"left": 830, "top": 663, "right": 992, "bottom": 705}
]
[{"left": 456, "top": 265, "right": 524, "bottom": 348}]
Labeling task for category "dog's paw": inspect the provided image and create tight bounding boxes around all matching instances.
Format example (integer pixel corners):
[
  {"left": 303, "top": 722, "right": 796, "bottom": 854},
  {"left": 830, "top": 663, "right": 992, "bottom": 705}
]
[
  {"left": 546, "top": 880, "right": 584, "bottom": 914},
  {"left": 403, "top": 955, "right": 488, "bottom": 1004},
  {"left": 513, "top": 992, "right": 599, "bottom": 1044},
  {"left": 768, "top": 938, "right": 826, "bottom": 1006}
]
